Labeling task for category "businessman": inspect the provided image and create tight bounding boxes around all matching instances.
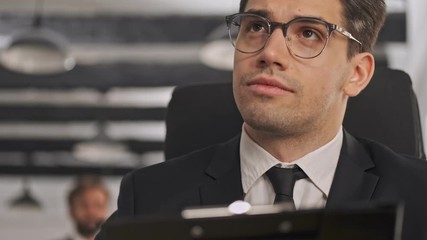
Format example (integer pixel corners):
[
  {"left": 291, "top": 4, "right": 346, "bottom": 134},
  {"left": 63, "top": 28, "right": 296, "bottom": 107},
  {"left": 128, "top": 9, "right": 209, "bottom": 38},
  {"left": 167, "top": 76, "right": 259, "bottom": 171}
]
[
  {"left": 62, "top": 176, "right": 110, "bottom": 240},
  {"left": 97, "top": 0, "right": 427, "bottom": 239}
]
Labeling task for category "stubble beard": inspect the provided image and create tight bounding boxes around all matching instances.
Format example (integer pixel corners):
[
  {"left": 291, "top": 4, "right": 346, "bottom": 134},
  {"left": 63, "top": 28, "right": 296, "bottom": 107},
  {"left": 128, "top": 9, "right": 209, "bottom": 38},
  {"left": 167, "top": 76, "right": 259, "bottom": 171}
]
[
  {"left": 234, "top": 69, "right": 329, "bottom": 139},
  {"left": 241, "top": 100, "right": 319, "bottom": 139}
]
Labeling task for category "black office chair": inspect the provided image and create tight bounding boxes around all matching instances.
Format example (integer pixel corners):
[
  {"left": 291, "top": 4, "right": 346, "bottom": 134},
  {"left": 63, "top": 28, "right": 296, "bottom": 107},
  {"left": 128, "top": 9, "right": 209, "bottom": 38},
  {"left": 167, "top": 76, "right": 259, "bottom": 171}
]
[{"left": 164, "top": 67, "right": 425, "bottom": 160}]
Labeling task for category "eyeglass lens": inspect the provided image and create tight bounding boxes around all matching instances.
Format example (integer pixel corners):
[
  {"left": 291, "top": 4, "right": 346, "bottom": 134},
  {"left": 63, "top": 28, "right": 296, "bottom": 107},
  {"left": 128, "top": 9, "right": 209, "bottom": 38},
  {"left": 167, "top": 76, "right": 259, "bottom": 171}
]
[{"left": 228, "top": 14, "right": 331, "bottom": 58}]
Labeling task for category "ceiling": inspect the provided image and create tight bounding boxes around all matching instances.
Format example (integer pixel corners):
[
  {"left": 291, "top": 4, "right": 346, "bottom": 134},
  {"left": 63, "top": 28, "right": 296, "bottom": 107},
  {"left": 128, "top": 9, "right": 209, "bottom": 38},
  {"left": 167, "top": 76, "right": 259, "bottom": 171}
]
[
  {"left": 0, "top": 0, "right": 239, "bottom": 16},
  {"left": 0, "top": 0, "right": 240, "bottom": 66},
  {"left": 0, "top": 0, "right": 404, "bottom": 16},
  {"left": 0, "top": 0, "right": 406, "bottom": 66}
]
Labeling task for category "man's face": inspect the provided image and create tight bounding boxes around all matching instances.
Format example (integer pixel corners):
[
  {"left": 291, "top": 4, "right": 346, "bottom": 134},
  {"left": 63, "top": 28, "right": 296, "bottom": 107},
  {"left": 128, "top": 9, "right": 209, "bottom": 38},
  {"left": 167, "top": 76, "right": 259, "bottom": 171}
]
[
  {"left": 233, "top": 0, "right": 358, "bottom": 138},
  {"left": 70, "top": 188, "right": 109, "bottom": 238}
]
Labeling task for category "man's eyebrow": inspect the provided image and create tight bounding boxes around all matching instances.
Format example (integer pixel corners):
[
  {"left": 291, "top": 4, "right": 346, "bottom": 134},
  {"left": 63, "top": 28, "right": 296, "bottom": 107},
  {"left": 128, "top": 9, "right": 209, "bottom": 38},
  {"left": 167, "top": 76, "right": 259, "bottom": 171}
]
[
  {"left": 243, "top": 9, "right": 327, "bottom": 23},
  {"left": 244, "top": 9, "right": 271, "bottom": 18}
]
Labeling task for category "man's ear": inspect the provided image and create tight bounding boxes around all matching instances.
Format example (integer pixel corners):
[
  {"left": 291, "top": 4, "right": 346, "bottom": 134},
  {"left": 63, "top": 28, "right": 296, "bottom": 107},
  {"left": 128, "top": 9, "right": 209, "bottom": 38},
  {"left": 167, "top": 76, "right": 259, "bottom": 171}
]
[{"left": 343, "top": 52, "right": 375, "bottom": 97}]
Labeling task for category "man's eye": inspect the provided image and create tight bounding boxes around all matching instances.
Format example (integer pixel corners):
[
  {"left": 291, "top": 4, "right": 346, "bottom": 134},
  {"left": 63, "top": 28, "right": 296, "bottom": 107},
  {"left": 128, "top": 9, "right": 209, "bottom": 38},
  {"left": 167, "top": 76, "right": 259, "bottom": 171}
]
[
  {"left": 249, "top": 22, "right": 266, "bottom": 32},
  {"left": 299, "top": 28, "right": 322, "bottom": 40},
  {"left": 296, "top": 27, "right": 325, "bottom": 42},
  {"left": 302, "top": 30, "right": 315, "bottom": 38}
]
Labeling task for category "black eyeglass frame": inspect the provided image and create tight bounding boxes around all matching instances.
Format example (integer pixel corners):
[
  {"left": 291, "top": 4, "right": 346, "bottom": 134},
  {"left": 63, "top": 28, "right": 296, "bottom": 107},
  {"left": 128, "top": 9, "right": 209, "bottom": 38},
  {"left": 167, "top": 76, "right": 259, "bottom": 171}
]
[{"left": 225, "top": 13, "right": 362, "bottom": 59}]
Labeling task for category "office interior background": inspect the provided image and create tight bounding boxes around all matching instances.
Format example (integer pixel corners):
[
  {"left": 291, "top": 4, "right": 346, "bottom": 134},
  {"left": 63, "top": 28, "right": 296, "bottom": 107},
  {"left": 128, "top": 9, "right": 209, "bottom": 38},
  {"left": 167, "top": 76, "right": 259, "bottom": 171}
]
[{"left": 0, "top": 0, "right": 425, "bottom": 239}]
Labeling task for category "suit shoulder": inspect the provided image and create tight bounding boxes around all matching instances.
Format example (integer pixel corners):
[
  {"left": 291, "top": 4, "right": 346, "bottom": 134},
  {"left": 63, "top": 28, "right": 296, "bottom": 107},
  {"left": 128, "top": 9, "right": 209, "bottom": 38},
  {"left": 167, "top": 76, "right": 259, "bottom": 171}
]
[
  {"left": 114, "top": 136, "right": 240, "bottom": 215},
  {"left": 129, "top": 144, "right": 216, "bottom": 179},
  {"left": 125, "top": 135, "right": 240, "bottom": 183},
  {"left": 357, "top": 137, "right": 427, "bottom": 177}
]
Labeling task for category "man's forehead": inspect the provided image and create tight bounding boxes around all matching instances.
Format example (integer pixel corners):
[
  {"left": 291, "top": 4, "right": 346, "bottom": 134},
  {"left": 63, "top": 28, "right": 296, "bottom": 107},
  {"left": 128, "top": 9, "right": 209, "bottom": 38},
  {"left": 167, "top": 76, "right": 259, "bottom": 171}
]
[{"left": 243, "top": 0, "right": 343, "bottom": 23}]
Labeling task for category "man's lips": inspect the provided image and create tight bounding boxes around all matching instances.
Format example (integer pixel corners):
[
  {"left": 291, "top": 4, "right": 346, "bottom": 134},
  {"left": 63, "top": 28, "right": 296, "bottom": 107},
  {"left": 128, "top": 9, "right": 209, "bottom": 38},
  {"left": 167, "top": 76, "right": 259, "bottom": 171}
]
[{"left": 247, "top": 77, "right": 294, "bottom": 95}]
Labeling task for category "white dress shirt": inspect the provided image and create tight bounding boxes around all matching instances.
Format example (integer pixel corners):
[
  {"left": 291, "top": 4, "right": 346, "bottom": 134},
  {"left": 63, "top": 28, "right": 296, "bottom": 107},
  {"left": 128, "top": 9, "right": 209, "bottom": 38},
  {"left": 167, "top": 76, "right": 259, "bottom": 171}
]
[{"left": 240, "top": 126, "right": 343, "bottom": 209}]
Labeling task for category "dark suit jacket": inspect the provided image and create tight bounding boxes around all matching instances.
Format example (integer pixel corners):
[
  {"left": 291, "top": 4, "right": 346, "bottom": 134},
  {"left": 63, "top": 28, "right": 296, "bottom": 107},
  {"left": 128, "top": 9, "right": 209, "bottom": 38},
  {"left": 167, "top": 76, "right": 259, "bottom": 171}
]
[{"left": 97, "top": 131, "right": 427, "bottom": 240}]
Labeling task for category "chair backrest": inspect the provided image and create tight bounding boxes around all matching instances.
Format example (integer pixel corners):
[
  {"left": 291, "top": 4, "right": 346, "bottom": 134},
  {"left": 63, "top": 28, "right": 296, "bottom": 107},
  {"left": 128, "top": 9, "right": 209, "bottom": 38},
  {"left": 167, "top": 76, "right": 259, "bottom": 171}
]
[{"left": 164, "top": 67, "right": 425, "bottom": 160}]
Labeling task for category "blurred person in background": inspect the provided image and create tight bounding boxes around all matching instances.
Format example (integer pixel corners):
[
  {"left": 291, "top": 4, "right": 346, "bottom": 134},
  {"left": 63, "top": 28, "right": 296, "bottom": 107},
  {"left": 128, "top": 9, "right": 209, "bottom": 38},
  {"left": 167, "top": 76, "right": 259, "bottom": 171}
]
[{"left": 59, "top": 176, "right": 110, "bottom": 240}]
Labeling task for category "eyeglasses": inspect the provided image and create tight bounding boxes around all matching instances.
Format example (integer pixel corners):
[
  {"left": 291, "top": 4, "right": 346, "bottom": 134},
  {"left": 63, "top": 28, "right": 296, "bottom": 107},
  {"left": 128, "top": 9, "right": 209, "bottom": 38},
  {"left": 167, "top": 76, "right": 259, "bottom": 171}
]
[{"left": 225, "top": 13, "right": 362, "bottom": 59}]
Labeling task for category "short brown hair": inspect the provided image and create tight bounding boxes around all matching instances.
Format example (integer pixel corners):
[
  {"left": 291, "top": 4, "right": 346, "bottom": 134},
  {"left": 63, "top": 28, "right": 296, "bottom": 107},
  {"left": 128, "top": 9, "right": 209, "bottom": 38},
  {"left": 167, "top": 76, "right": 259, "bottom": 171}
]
[
  {"left": 67, "top": 176, "right": 110, "bottom": 207},
  {"left": 239, "top": 0, "right": 387, "bottom": 57}
]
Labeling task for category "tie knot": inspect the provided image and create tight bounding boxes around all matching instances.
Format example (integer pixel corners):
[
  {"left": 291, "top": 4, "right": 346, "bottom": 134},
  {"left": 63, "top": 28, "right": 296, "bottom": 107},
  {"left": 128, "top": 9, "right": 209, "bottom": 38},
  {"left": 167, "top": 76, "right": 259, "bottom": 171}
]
[{"left": 266, "top": 166, "right": 308, "bottom": 204}]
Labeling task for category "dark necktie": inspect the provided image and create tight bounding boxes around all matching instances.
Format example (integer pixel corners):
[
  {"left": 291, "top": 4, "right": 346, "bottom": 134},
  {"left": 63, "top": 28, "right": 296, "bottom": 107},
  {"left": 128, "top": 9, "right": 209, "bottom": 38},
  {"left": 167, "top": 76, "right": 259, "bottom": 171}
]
[{"left": 266, "top": 165, "right": 308, "bottom": 208}]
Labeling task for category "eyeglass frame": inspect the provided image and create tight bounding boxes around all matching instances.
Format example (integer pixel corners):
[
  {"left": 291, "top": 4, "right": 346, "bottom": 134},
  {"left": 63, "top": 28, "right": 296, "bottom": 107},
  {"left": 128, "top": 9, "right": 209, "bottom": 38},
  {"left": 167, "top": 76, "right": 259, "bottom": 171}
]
[{"left": 225, "top": 13, "right": 362, "bottom": 59}]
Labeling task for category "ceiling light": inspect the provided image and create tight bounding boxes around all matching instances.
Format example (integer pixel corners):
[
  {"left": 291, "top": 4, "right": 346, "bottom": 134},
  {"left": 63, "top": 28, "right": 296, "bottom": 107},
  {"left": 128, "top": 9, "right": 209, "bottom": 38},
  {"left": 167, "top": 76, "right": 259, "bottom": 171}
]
[
  {"left": 198, "top": 24, "right": 234, "bottom": 71},
  {"left": 0, "top": 0, "right": 75, "bottom": 75}
]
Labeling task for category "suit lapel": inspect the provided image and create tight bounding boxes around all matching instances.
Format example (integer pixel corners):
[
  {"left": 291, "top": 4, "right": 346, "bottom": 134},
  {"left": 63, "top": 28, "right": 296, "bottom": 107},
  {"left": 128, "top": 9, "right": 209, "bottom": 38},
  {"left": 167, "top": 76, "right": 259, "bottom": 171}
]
[
  {"left": 197, "top": 131, "right": 380, "bottom": 207},
  {"left": 199, "top": 135, "right": 245, "bottom": 206},
  {"left": 326, "top": 131, "right": 379, "bottom": 208}
]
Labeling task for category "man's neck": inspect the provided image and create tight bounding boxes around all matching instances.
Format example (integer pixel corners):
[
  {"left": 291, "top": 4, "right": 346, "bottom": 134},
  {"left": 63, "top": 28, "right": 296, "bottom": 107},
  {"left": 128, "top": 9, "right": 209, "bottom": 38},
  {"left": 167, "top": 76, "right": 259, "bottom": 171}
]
[{"left": 243, "top": 123, "right": 342, "bottom": 163}]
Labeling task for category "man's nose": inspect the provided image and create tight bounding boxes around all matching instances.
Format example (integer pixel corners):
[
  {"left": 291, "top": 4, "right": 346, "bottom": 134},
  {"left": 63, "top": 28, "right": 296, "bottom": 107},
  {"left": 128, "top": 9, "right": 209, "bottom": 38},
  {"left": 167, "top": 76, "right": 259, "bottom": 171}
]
[{"left": 256, "top": 27, "right": 291, "bottom": 69}]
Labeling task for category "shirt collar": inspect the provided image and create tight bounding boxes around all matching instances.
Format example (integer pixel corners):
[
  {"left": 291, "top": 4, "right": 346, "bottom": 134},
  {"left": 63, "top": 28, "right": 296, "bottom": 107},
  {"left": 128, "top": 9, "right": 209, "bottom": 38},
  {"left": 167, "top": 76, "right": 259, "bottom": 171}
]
[
  {"left": 240, "top": 127, "right": 279, "bottom": 193},
  {"left": 294, "top": 128, "right": 343, "bottom": 197},
  {"left": 240, "top": 126, "right": 343, "bottom": 197}
]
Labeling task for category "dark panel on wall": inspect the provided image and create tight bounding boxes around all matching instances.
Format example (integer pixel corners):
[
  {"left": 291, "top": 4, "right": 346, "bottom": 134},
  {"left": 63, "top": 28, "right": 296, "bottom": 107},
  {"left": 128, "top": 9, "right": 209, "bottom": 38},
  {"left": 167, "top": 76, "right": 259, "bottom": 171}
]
[
  {"left": 0, "top": 13, "right": 404, "bottom": 44},
  {"left": 0, "top": 64, "right": 231, "bottom": 89}
]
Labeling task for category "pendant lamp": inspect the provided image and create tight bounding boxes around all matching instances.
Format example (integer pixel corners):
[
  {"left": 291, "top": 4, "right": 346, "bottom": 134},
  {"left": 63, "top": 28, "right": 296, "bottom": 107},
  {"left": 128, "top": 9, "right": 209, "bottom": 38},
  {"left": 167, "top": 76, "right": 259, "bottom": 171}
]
[{"left": 0, "top": 0, "right": 75, "bottom": 75}]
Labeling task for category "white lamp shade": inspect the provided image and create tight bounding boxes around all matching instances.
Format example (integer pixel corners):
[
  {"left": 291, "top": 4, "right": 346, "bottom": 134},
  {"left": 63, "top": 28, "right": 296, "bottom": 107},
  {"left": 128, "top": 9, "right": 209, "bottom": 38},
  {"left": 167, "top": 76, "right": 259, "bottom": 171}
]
[{"left": 1, "top": 28, "right": 75, "bottom": 75}]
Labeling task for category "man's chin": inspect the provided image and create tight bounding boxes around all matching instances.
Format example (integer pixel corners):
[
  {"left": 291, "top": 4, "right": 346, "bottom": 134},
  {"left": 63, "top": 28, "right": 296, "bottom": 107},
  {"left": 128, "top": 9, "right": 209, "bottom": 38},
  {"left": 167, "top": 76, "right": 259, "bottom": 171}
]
[{"left": 76, "top": 220, "right": 103, "bottom": 237}]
